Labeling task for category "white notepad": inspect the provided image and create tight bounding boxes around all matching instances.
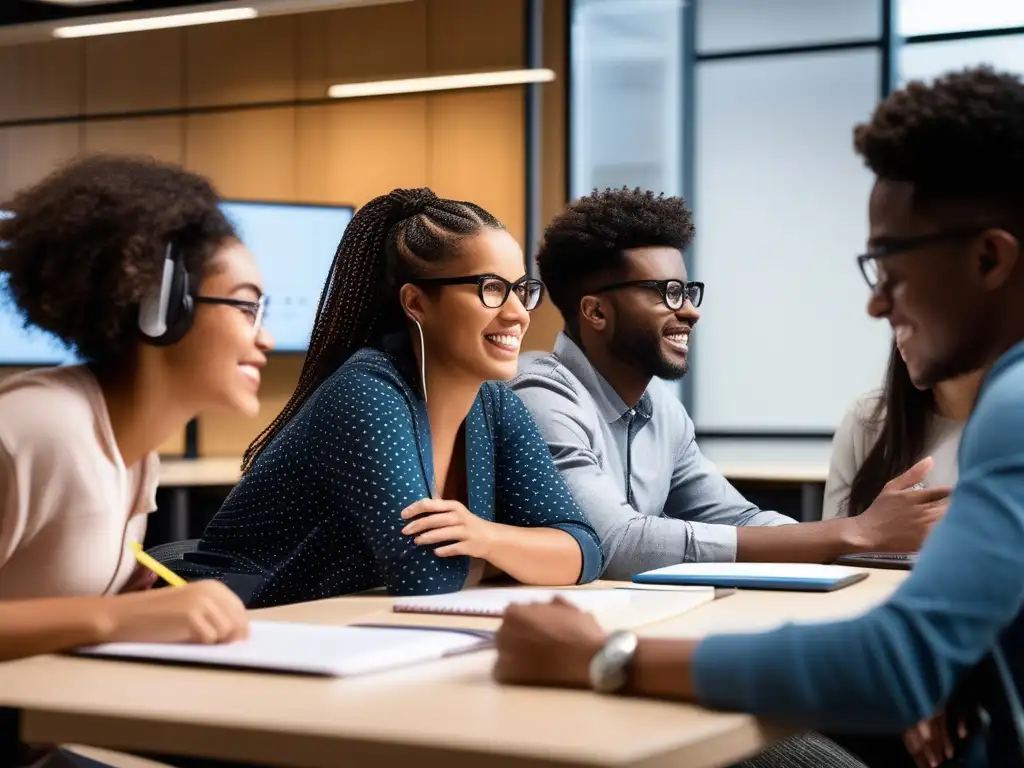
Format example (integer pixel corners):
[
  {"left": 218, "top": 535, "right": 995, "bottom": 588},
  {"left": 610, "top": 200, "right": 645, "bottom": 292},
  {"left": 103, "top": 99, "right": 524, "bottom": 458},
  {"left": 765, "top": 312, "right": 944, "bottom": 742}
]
[
  {"left": 633, "top": 562, "right": 870, "bottom": 592},
  {"left": 392, "top": 587, "right": 634, "bottom": 617},
  {"left": 73, "top": 621, "right": 491, "bottom": 677}
]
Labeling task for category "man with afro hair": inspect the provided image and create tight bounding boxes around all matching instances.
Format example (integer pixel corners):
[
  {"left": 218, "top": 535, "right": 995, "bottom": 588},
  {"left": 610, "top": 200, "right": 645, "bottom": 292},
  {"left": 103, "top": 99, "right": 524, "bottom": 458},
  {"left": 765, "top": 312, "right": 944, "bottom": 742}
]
[
  {"left": 498, "top": 66, "right": 1024, "bottom": 768},
  {"left": 512, "top": 187, "right": 935, "bottom": 581}
]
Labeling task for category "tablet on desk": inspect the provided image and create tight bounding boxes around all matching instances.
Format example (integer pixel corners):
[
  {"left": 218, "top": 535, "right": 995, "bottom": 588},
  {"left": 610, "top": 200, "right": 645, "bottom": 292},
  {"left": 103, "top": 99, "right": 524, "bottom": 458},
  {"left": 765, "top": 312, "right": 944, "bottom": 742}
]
[{"left": 835, "top": 552, "right": 918, "bottom": 570}]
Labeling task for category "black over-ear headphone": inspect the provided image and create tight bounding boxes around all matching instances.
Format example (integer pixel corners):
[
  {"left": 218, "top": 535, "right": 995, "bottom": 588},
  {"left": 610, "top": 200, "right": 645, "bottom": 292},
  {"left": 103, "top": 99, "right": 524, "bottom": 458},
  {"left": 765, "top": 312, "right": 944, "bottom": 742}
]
[{"left": 138, "top": 242, "right": 196, "bottom": 346}]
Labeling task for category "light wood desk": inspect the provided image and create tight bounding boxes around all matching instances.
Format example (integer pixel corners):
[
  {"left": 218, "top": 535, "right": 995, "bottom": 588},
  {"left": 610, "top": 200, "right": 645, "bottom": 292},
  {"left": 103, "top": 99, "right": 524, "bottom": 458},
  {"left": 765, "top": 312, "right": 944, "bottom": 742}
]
[{"left": 0, "top": 571, "right": 906, "bottom": 768}]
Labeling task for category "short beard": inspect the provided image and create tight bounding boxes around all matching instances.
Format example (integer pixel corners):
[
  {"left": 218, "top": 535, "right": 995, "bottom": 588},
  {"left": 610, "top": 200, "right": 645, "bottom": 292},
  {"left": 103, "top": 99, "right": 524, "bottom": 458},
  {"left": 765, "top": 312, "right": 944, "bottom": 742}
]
[{"left": 609, "top": 323, "right": 688, "bottom": 381}]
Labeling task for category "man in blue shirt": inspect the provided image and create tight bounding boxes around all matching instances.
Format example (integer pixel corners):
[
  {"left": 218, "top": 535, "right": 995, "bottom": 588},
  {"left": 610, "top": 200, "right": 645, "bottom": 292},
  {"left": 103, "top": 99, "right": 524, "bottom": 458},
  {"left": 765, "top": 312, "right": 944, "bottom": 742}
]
[
  {"left": 512, "top": 189, "right": 944, "bottom": 579},
  {"left": 495, "top": 65, "right": 1024, "bottom": 768}
]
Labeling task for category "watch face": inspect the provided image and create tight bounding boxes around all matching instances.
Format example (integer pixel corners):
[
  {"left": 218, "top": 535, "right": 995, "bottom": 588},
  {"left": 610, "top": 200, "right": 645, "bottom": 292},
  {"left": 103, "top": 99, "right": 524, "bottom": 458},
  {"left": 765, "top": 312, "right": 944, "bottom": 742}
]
[{"left": 590, "top": 630, "right": 638, "bottom": 693}]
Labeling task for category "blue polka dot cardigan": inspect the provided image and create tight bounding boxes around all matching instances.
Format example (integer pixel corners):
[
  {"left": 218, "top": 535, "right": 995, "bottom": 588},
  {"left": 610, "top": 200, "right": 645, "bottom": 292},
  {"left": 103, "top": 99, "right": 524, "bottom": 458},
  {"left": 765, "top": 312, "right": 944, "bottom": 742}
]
[{"left": 197, "top": 334, "right": 603, "bottom": 607}]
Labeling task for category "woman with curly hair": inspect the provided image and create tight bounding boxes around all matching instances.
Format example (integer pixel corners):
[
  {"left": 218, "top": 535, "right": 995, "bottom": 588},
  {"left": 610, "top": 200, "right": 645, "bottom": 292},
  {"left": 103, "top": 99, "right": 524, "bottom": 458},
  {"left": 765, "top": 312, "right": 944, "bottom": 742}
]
[
  {"left": 195, "top": 187, "right": 603, "bottom": 607},
  {"left": 0, "top": 153, "right": 268, "bottom": 660}
]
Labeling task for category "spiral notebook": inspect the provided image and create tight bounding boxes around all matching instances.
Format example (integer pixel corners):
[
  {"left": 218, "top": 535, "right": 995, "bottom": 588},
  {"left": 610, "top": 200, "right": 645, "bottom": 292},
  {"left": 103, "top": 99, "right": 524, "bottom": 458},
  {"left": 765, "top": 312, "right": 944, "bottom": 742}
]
[{"left": 392, "top": 588, "right": 634, "bottom": 617}]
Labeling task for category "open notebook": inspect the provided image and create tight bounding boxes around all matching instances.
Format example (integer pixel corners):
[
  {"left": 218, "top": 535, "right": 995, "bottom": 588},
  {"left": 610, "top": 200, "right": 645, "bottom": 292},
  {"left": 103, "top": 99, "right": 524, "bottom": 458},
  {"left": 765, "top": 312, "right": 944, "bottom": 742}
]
[
  {"left": 73, "top": 621, "right": 492, "bottom": 677},
  {"left": 633, "top": 563, "right": 870, "bottom": 592},
  {"left": 392, "top": 587, "right": 719, "bottom": 628}
]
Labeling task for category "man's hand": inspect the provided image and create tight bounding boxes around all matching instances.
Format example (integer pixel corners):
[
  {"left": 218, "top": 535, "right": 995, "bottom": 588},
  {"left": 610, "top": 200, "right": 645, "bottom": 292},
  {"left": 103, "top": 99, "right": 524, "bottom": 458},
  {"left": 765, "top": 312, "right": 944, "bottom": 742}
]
[
  {"left": 401, "top": 498, "right": 498, "bottom": 559},
  {"left": 494, "top": 596, "right": 607, "bottom": 688},
  {"left": 849, "top": 457, "right": 949, "bottom": 551},
  {"left": 903, "top": 711, "right": 969, "bottom": 768}
]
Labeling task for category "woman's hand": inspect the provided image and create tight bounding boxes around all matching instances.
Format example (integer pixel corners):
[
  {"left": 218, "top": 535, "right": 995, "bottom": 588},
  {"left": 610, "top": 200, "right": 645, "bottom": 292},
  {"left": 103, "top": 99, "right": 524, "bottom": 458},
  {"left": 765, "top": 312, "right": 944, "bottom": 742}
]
[
  {"left": 400, "top": 498, "right": 496, "bottom": 558},
  {"left": 118, "top": 562, "right": 159, "bottom": 593},
  {"left": 108, "top": 580, "right": 250, "bottom": 645}
]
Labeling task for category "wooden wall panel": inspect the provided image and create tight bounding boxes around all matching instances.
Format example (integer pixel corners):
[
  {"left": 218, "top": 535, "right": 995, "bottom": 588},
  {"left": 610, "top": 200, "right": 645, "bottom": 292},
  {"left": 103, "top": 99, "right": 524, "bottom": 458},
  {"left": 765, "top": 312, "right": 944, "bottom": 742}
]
[
  {"left": 297, "top": 3, "right": 428, "bottom": 98},
  {"left": 84, "top": 31, "right": 183, "bottom": 114},
  {"left": 0, "top": 41, "right": 83, "bottom": 122},
  {"left": 0, "top": 125, "right": 82, "bottom": 201},
  {"left": 82, "top": 117, "right": 184, "bottom": 164},
  {"left": 186, "top": 17, "right": 297, "bottom": 107},
  {"left": 427, "top": 87, "right": 525, "bottom": 245},
  {"left": 297, "top": 97, "right": 428, "bottom": 206},
  {"left": 184, "top": 108, "right": 297, "bottom": 200},
  {"left": 427, "top": 0, "right": 524, "bottom": 71}
]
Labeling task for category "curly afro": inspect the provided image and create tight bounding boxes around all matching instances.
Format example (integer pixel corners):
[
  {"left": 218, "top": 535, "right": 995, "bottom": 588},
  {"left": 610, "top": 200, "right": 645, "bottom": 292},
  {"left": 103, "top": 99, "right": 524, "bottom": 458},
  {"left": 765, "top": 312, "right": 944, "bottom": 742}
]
[
  {"left": 853, "top": 65, "right": 1024, "bottom": 214},
  {"left": 0, "top": 153, "right": 236, "bottom": 365},
  {"left": 536, "top": 187, "right": 695, "bottom": 324}
]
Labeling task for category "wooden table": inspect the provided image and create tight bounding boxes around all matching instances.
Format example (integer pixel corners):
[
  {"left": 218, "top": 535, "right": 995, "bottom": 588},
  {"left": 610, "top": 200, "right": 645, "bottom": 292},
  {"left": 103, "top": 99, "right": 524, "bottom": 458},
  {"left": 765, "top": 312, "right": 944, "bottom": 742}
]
[{"left": 0, "top": 570, "right": 905, "bottom": 768}]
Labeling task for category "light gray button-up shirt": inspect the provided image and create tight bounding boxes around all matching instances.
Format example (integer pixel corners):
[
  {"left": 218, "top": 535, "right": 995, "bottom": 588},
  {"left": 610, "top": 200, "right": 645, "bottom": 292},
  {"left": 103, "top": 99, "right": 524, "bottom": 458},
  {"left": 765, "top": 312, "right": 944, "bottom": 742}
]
[{"left": 510, "top": 333, "right": 796, "bottom": 579}]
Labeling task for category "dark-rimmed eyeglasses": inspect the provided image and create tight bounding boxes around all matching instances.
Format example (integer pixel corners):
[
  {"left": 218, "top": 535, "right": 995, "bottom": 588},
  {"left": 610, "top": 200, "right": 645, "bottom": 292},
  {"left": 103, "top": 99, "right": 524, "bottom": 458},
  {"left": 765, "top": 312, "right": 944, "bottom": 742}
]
[
  {"left": 856, "top": 227, "right": 991, "bottom": 290},
  {"left": 195, "top": 294, "right": 267, "bottom": 333},
  {"left": 590, "top": 279, "right": 704, "bottom": 310},
  {"left": 411, "top": 274, "right": 545, "bottom": 311}
]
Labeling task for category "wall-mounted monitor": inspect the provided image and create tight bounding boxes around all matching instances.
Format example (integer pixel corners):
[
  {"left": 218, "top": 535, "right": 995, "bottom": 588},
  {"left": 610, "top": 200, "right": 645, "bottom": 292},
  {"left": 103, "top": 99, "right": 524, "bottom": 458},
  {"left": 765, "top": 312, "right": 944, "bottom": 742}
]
[
  {"left": 0, "top": 201, "right": 353, "bottom": 365},
  {"left": 220, "top": 200, "right": 353, "bottom": 354}
]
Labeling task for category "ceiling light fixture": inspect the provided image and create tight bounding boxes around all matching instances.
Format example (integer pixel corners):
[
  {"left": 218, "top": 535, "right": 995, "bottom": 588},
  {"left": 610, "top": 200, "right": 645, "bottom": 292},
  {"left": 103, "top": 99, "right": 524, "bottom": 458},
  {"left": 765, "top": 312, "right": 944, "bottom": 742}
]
[
  {"left": 52, "top": 7, "right": 258, "bottom": 38},
  {"left": 327, "top": 68, "right": 556, "bottom": 98}
]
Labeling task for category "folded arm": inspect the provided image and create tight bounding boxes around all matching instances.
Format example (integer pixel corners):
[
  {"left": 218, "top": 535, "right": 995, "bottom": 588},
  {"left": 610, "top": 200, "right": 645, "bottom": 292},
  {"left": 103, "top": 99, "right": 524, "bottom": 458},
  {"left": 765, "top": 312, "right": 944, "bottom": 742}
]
[{"left": 492, "top": 386, "right": 603, "bottom": 584}]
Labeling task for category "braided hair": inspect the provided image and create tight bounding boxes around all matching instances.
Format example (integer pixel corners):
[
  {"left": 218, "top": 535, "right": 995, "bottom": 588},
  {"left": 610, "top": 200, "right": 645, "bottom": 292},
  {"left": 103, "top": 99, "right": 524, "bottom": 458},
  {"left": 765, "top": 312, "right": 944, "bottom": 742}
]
[{"left": 242, "top": 187, "right": 503, "bottom": 472}]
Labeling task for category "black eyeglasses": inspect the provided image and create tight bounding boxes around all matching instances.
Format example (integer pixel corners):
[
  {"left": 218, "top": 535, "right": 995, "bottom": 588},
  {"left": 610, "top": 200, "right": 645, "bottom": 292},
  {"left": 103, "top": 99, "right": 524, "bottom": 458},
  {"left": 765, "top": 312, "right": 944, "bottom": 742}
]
[
  {"left": 411, "top": 274, "right": 545, "bottom": 311},
  {"left": 856, "top": 227, "right": 991, "bottom": 290},
  {"left": 590, "top": 279, "right": 704, "bottom": 310},
  {"left": 195, "top": 294, "right": 267, "bottom": 332}
]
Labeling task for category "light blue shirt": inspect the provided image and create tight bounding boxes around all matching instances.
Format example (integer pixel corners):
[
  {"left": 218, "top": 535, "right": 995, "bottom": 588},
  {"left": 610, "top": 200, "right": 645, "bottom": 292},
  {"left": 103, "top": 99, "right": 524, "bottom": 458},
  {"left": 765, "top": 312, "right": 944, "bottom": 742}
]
[{"left": 510, "top": 332, "right": 795, "bottom": 579}]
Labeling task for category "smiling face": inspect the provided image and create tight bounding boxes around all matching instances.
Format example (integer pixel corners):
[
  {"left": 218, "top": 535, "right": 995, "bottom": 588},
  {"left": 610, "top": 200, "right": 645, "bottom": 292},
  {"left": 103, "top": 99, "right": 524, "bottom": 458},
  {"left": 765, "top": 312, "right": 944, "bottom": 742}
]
[
  {"left": 408, "top": 228, "right": 531, "bottom": 382},
  {"left": 585, "top": 246, "right": 699, "bottom": 380},
  {"left": 162, "top": 239, "right": 274, "bottom": 416},
  {"left": 864, "top": 179, "right": 1000, "bottom": 388}
]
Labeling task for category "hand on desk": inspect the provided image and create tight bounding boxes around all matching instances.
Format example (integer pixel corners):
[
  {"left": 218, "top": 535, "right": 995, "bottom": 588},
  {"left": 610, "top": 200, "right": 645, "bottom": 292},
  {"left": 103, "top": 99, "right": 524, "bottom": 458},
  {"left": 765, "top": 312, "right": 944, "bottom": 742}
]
[
  {"left": 494, "top": 596, "right": 606, "bottom": 689},
  {"left": 848, "top": 457, "right": 949, "bottom": 552},
  {"left": 401, "top": 498, "right": 497, "bottom": 559},
  {"left": 107, "top": 580, "right": 249, "bottom": 645}
]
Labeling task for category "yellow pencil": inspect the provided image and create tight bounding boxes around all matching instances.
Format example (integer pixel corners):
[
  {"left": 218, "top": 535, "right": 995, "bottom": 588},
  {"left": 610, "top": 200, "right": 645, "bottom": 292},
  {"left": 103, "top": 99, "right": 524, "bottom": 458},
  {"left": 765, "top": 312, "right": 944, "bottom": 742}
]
[{"left": 130, "top": 541, "right": 187, "bottom": 587}]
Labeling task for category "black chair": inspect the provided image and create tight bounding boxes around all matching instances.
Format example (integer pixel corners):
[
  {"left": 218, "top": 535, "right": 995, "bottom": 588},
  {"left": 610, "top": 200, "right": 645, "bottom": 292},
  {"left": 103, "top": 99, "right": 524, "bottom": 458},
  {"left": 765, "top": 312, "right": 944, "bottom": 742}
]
[
  {"left": 146, "top": 539, "right": 199, "bottom": 566},
  {"left": 147, "top": 539, "right": 263, "bottom": 606}
]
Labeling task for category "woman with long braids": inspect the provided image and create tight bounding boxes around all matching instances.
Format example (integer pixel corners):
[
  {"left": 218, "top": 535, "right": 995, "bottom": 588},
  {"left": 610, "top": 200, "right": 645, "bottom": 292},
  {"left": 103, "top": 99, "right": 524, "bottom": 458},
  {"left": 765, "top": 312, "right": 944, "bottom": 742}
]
[{"left": 197, "top": 188, "right": 603, "bottom": 607}]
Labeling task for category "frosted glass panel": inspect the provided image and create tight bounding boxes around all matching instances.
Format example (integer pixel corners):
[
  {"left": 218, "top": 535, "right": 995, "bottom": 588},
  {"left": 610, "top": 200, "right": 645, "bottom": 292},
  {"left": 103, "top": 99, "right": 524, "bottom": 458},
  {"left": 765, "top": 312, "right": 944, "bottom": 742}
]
[
  {"left": 571, "top": 0, "right": 683, "bottom": 197},
  {"left": 693, "top": 49, "right": 890, "bottom": 432},
  {"left": 698, "top": 0, "right": 880, "bottom": 55},
  {"left": 899, "top": 0, "right": 1024, "bottom": 37},
  {"left": 900, "top": 35, "right": 1024, "bottom": 85}
]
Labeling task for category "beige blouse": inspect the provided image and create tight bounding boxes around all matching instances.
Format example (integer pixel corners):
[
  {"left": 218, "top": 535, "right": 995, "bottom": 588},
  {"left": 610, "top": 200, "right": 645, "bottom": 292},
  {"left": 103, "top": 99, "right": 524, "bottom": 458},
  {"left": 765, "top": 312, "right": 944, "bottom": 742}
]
[
  {"left": 0, "top": 365, "right": 159, "bottom": 598},
  {"left": 823, "top": 390, "right": 963, "bottom": 520}
]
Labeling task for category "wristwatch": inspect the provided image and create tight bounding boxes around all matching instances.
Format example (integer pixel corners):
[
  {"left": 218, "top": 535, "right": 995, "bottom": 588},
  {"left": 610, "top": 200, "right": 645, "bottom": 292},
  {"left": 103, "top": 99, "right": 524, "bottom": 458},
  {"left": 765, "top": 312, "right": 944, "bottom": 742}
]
[{"left": 588, "top": 629, "right": 639, "bottom": 693}]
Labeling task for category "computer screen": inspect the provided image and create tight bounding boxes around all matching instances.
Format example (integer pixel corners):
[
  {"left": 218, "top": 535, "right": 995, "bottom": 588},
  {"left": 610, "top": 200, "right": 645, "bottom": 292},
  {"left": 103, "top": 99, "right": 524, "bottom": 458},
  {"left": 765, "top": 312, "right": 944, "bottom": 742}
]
[
  {"left": 221, "top": 200, "right": 353, "bottom": 353},
  {"left": 0, "top": 201, "right": 352, "bottom": 365}
]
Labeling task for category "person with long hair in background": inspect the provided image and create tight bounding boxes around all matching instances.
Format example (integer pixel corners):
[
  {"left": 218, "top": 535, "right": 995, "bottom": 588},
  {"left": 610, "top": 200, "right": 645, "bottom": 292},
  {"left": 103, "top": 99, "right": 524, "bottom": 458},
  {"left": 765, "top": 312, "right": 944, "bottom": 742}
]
[
  {"left": 823, "top": 339, "right": 982, "bottom": 521},
  {"left": 196, "top": 188, "right": 603, "bottom": 607}
]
